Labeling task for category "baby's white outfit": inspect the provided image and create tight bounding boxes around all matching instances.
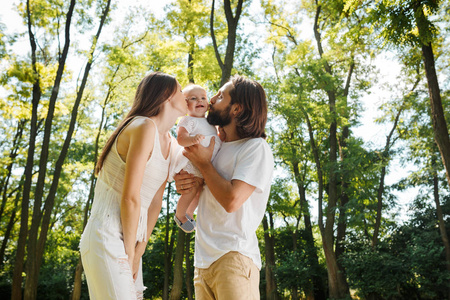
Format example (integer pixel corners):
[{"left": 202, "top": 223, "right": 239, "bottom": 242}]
[
  {"left": 79, "top": 116, "right": 175, "bottom": 300},
  {"left": 171, "top": 116, "right": 221, "bottom": 179}
]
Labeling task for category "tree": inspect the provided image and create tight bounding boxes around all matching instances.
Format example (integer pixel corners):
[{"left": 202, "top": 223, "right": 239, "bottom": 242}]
[
  {"left": 8, "top": 0, "right": 112, "bottom": 298},
  {"left": 373, "top": 0, "right": 450, "bottom": 195},
  {"left": 211, "top": 0, "right": 244, "bottom": 86}
]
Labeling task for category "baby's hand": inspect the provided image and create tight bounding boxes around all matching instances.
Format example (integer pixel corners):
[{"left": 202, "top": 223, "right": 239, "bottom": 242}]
[{"left": 191, "top": 134, "right": 205, "bottom": 145}]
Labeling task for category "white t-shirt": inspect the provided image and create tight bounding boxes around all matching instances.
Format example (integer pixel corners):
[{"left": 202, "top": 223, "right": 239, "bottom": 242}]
[{"left": 194, "top": 137, "right": 274, "bottom": 270}]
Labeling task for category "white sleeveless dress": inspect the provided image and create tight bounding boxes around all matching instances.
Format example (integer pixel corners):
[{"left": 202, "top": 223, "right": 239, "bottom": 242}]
[{"left": 79, "top": 117, "right": 174, "bottom": 300}]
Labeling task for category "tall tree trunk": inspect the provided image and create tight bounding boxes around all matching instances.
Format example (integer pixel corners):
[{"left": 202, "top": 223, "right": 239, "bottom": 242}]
[
  {"left": 170, "top": 229, "right": 186, "bottom": 300},
  {"left": 421, "top": 43, "right": 450, "bottom": 189},
  {"left": 164, "top": 183, "right": 175, "bottom": 300},
  {"left": 0, "top": 186, "right": 22, "bottom": 267},
  {"left": 23, "top": 1, "right": 111, "bottom": 299},
  {"left": 289, "top": 133, "right": 325, "bottom": 300},
  {"left": 24, "top": 2, "right": 76, "bottom": 299},
  {"left": 185, "top": 233, "right": 194, "bottom": 300},
  {"left": 188, "top": 44, "right": 195, "bottom": 84},
  {"left": 372, "top": 77, "right": 419, "bottom": 248},
  {"left": 262, "top": 215, "right": 279, "bottom": 300},
  {"left": 432, "top": 154, "right": 450, "bottom": 300},
  {"left": 313, "top": 4, "right": 349, "bottom": 298},
  {"left": 11, "top": 1, "right": 41, "bottom": 297},
  {"left": 0, "top": 119, "right": 26, "bottom": 222},
  {"left": 210, "top": 0, "right": 244, "bottom": 86},
  {"left": 335, "top": 61, "right": 354, "bottom": 261},
  {"left": 372, "top": 102, "right": 403, "bottom": 248},
  {"left": 414, "top": 5, "right": 450, "bottom": 189}
]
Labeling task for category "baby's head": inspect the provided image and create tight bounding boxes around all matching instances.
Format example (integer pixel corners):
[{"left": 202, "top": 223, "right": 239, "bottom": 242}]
[{"left": 183, "top": 84, "right": 208, "bottom": 118}]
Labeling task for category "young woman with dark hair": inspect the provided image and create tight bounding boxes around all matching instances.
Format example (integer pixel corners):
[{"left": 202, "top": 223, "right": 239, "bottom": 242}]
[{"left": 80, "top": 72, "right": 187, "bottom": 300}]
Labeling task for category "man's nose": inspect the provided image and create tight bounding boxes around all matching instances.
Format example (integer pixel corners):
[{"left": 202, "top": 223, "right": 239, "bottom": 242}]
[{"left": 210, "top": 96, "right": 216, "bottom": 104}]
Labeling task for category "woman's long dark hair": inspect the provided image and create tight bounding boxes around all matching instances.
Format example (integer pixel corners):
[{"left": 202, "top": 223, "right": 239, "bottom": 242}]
[{"left": 95, "top": 72, "right": 177, "bottom": 175}]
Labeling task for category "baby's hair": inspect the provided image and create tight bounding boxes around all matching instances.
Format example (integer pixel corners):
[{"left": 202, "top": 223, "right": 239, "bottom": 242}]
[{"left": 183, "top": 83, "right": 206, "bottom": 94}]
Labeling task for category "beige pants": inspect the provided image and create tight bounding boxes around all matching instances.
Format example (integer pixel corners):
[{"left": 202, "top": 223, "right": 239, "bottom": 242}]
[{"left": 194, "top": 251, "right": 260, "bottom": 300}]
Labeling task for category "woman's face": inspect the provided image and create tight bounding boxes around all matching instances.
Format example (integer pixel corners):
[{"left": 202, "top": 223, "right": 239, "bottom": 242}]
[{"left": 170, "top": 81, "right": 188, "bottom": 116}]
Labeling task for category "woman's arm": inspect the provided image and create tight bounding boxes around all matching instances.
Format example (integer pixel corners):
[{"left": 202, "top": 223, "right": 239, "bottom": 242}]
[
  {"left": 120, "top": 119, "right": 156, "bottom": 273},
  {"left": 132, "top": 180, "right": 166, "bottom": 279},
  {"left": 177, "top": 126, "right": 204, "bottom": 147}
]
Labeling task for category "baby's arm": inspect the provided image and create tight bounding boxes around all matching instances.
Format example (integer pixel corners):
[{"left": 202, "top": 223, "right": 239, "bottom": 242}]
[{"left": 177, "top": 126, "right": 205, "bottom": 147}]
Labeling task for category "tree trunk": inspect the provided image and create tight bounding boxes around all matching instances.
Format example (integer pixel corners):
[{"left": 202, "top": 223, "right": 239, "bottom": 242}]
[
  {"left": 313, "top": 4, "right": 349, "bottom": 297},
  {"left": 335, "top": 62, "right": 354, "bottom": 261},
  {"left": 70, "top": 257, "right": 83, "bottom": 300},
  {"left": 421, "top": 43, "right": 450, "bottom": 189},
  {"left": 432, "top": 155, "right": 450, "bottom": 300},
  {"left": 11, "top": 1, "right": 41, "bottom": 298},
  {"left": 188, "top": 45, "right": 195, "bottom": 84},
  {"left": 164, "top": 183, "right": 175, "bottom": 300},
  {"left": 0, "top": 187, "right": 21, "bottom": 267},
  {"left": 289, "top": 135, "right": 325, "bottom": 300},
  {"left": 262, "top": 215, "right": 279, "bottom": 300},
  {"left": 185, "top": 233, "right": 194, "bottom": 300},
  {"left": 372, "top": 105, "right": 403, "bottom": 248},
  {"left": 170, "top": 229, "right": 186, "bottom": 300},
  {"left": 414, "top": 3, "right": 450, "bottom": 189},
  {"left": 24, "top": 2, "right": 76, "bottom": 299},
  {"left": 210, "top": 0, "right": 244, "bottom": 86},
  {"left": 23, "top": 1, "right": 110, "bottom": 299},
  {"left": 0, "top": 119, "right": 25, "bottom": 221}
]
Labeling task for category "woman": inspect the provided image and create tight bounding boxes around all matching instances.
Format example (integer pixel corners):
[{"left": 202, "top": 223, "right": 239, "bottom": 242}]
[{"left": 79, "top": 72, "right": 187, "bottom": 299}]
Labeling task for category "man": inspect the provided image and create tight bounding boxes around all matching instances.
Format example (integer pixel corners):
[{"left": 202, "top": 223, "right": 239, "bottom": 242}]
[{"left": 175, "top": 75, "right": 274, "bottom": 299}]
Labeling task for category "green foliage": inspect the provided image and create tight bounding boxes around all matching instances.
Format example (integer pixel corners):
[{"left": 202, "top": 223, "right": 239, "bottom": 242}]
[
  {"left": 1, "top": 0, "right": 450, "bottom": 299},
  {"left": 371, "top": 0, "right": 442, "bottom": 47},
  {"left": 342, "top": 195, "right": 450, "bottom": 299}
]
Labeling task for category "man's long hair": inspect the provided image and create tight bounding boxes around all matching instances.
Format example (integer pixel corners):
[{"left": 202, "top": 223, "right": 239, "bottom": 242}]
[{"left": 229, "top": 75, "right": 268, "bottom": 139}]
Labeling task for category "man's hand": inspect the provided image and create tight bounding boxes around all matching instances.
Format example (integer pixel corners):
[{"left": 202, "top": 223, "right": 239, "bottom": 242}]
[
  {"left": 183, "top": 137, "right": 215, "bottom": 170},
  {"left": 174, "top": 170, "right": 197, "bottom": 194}
]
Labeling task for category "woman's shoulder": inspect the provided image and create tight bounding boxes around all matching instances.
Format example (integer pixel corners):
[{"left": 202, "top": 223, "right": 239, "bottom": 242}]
[{"left": 124, "top": 117, "right": 157, "bottom": 140}]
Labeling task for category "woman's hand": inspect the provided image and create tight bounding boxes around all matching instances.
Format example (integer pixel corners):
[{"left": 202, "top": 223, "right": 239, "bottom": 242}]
[
  {"left": 131, "top": 241, "right": 146, "bottom": 280},
  {"left": 127, "top": 253, "right": 136, "bottom": 279}
]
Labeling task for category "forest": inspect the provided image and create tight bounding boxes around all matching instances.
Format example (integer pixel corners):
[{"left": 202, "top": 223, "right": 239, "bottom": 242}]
[{"left": 0, "top": 0, "right": 449, "bottom": 299}]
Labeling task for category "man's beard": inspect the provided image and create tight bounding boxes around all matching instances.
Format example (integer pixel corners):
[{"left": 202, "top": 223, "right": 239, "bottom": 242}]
[{"left": 207, "top": 104, "right": 232, "bottom": 127}]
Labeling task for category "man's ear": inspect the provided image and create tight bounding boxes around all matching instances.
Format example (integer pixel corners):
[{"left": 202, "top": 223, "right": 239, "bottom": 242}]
[{"left": 231, "top": 103, "right": 242, "bottom": 116}]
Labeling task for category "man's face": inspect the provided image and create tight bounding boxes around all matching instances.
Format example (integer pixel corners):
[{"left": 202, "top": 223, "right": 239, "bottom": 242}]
[{"left": 207, "top": 82, "right": 234, "bottom": 126}]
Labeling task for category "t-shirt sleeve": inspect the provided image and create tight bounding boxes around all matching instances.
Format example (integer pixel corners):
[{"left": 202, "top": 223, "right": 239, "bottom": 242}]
[
  {"left": 231, "top": 139, "right": 274, "bottom": 193},
  {"left": 177, "top": 116, "right": 196, "bottom": 133}
]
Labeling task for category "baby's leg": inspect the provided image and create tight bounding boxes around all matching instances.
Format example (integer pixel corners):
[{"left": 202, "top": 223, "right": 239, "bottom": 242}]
[
  {"left": 175, "top": 176, "right": 202, "bottom": 223},
  {"left": 186, "top": 188, "right": 201, "bottom": 220},
  {"left": 175, "top": 188, "right": 197, "bottom": 224}
]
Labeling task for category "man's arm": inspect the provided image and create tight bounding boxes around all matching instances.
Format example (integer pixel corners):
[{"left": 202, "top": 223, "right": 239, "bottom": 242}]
[{"left": 183, "top": 137, "right": 255, "bottom": 213}]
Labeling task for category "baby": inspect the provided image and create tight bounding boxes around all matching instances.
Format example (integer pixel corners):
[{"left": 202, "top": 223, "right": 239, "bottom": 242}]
[{"left": 172, "top": 84, "right": 221, "bottom": 232}]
